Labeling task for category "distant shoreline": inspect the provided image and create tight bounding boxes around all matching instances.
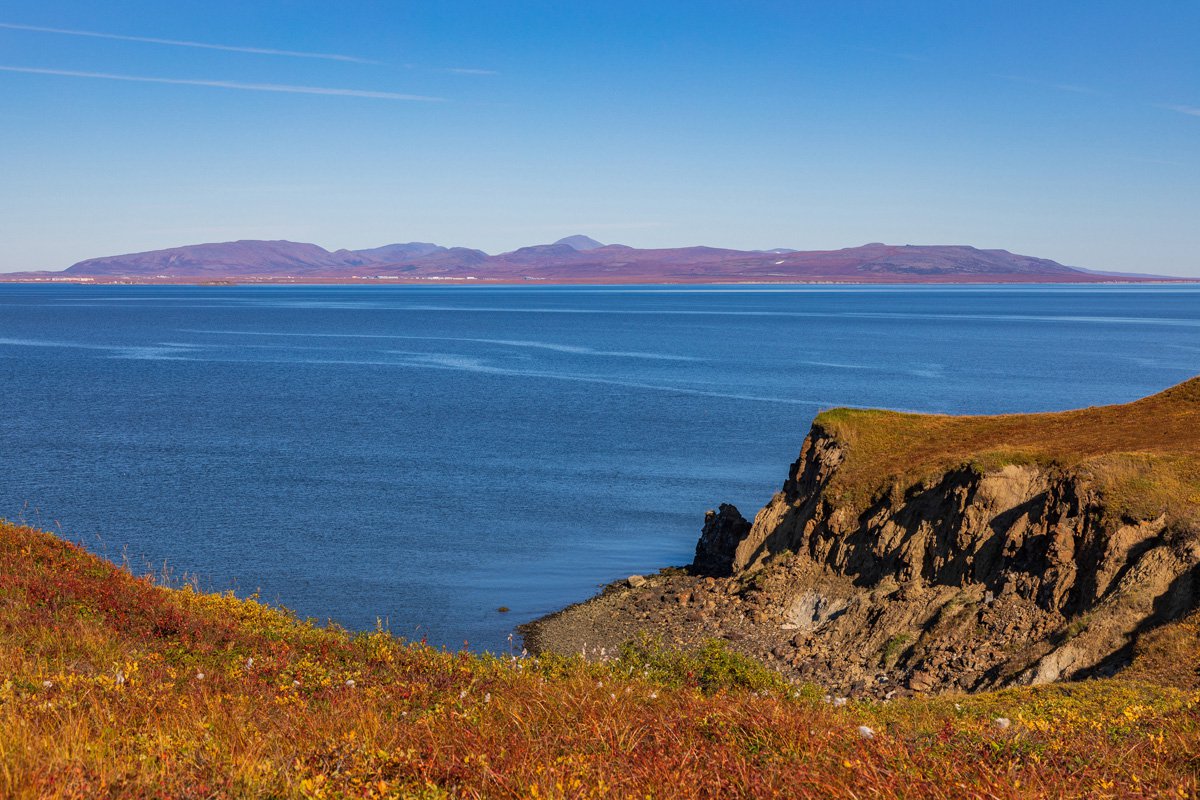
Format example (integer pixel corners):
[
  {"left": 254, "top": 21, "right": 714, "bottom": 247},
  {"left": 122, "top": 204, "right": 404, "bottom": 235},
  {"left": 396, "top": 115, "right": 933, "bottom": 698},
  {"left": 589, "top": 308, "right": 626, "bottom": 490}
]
[
  {"left": 2, "top": 276, "right": 1197, "bottom": 286},
  {"left": 8, "top": 239, "right": 1192, "bottom": 284}
]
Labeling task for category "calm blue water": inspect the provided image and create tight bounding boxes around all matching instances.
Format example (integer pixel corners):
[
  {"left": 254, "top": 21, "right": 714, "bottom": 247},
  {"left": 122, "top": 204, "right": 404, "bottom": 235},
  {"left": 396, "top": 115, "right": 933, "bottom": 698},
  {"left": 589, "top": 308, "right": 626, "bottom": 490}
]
[{"left": 2, "top": 284, "right": 1199, "bottom": 650}]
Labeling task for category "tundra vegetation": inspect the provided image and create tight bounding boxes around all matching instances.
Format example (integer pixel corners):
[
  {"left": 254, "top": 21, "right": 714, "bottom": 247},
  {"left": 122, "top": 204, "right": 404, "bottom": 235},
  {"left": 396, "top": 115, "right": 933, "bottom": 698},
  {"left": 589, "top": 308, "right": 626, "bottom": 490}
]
[
  {"left": 812, "top": 377, "right": 1200, "bottom": 521},
  {"left": 1, "top": 520, "right": 1198, "bottom": 798}
]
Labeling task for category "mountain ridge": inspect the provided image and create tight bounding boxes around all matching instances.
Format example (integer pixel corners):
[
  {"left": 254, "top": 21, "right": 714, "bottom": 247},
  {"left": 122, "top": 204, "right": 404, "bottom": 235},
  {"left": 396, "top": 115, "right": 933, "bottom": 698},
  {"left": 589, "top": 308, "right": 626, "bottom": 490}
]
[{"left": 2, "top": 237, "right": 1186, "bottom": 283}]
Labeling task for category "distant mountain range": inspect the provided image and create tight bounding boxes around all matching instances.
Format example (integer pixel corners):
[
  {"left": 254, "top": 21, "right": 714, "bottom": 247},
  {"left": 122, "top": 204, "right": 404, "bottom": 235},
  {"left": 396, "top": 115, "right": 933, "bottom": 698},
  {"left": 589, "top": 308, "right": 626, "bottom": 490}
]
[{"left": 4, "top": 236, "right": 1185, "bottom": 283}]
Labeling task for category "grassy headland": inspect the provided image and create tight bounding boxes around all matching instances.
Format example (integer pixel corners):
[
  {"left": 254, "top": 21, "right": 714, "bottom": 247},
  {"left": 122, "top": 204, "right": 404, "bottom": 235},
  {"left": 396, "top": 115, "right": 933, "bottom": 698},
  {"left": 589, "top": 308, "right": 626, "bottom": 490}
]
[
  {"left": 1, "top": 520, "right": 1198, "bottom": 798},
  {"left": 812, "top": 376, "right": 1200, "bottom": 521}
]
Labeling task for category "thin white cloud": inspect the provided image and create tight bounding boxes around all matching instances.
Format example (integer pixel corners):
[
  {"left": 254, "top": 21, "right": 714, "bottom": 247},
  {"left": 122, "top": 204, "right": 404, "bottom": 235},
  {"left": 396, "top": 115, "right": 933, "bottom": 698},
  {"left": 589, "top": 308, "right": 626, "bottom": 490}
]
[
  {"left": 0, "top": 64, "right": 443, "bottom": 101},
  {"left": 402, "top": 63, "right": 500, "bottom": 76},
  {"left": 0, "top": 21, "right": 380, "bottom": 64},
  {"left": 1163, "top": 104, "right": 1200, "bottom": 117}
]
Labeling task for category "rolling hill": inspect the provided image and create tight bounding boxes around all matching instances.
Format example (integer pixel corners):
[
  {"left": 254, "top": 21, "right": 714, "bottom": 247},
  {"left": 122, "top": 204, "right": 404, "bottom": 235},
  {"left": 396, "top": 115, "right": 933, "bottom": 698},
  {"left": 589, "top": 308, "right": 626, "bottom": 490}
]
[{"left": 4, "top": 236, "right": 1182, "bottom": 283}]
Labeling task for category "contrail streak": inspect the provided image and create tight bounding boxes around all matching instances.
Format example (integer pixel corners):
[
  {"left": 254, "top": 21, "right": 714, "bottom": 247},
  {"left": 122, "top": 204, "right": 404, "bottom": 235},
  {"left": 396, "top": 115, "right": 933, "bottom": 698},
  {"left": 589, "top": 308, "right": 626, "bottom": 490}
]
[
  {"left": 0, "top": 21, "right": 380, "bottom": 64},
  {"left": 0, "top": 65, "right": 443, "bottom": 101}
]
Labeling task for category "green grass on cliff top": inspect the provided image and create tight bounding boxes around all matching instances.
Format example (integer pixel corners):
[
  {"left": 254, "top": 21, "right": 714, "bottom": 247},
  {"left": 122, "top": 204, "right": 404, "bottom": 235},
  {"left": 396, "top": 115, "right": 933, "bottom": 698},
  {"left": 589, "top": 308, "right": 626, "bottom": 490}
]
[{"left": 813, "top": 376, "right": 1200, "bottom": 520}]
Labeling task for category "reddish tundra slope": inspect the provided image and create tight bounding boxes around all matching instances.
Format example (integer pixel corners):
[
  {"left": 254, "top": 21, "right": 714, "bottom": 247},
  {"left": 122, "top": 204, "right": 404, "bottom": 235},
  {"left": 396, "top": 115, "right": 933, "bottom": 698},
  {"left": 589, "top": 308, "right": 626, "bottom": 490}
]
[
  {"left": 4, "top": 235, "right": 1183, "bottom": 284},
  {"left": 2, "top": 518, "right": 1199, "bottom": 798}
]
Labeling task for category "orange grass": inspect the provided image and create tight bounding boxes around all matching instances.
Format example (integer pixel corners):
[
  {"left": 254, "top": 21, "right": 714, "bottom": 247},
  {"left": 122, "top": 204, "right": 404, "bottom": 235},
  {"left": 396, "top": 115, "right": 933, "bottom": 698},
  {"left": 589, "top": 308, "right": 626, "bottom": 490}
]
[
  {"left": 813, "top": 375, "right": 1200, "bottom": 517},
  {"left": 1, "top": 520, "right": 1198, "bottom": 799}
]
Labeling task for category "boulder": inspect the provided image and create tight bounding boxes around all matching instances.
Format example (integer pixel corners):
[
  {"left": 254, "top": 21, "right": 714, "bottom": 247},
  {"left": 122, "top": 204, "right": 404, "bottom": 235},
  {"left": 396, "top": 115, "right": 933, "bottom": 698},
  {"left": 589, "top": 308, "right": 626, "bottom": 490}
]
[{"left": 692, "top": 504, "right": 751, "bottom": 576}]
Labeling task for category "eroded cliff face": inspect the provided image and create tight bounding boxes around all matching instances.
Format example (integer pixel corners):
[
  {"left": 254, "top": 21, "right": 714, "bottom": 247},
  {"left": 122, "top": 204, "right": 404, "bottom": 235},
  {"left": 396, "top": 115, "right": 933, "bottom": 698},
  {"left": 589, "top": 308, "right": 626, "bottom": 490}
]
[
  {"left": 524, "top": 380, "right": 1200, "bottom": 695},
  {"left": 700, "top": 426, "right": 1200, "bottom": 692}
]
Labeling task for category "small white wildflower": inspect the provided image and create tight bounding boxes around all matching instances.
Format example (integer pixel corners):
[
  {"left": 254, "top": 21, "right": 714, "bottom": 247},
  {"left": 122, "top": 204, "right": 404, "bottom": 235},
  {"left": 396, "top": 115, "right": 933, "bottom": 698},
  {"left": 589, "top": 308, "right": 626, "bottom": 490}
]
[
  {"left": 293, "top": 680, "right": 301, "bottom": 687},
  {"left": 345, "top": 678, "right": 356, "bottom": 688},
  {"left": 459, "top": 689, "right": 468, "bottom": 699},
  {"left": 196, "top": 672, "right": 205, "bottom": 681},
  {"left": 954, "top": 703, "right": 962, "bottom": 711},
  {"left": 600, "top": 647, "right": 606, "bottom": 658},
  {"left": 42, "top": 680, "right": 52, "bottom": 689},
  {"left": 823, "top": 694, "right": 833, "bottom": 704},
  {"left": 610, "top": 693, "right": 616, "bottom": 700},
  {"left": 245, "top": 658, "right": 254, "bottom": 669},
  {"left": 857, "top": 725, "right": 875, "bottom": 740},
  {"left": 833, "top": 696, "right": 848, "bottom": 707},
  {"left": 115, "top": 670, "right": 126, "bottom": 686},
  {"left": 484, "top": 692, "right": 491, "bottom": 704},
  {"left": 993, "top": 717, "right": 1011, "bottom": 730},
  {"left": 649, "top": 691, "right": 658, "bottom": 699}
]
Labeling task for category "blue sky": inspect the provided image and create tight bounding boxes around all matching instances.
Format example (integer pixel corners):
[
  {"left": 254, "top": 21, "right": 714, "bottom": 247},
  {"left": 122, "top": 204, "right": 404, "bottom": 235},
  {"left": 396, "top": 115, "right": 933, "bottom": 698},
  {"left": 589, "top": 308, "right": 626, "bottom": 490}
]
[{"left": 1, "top": 1, "right": 1197, "bottom": 274}]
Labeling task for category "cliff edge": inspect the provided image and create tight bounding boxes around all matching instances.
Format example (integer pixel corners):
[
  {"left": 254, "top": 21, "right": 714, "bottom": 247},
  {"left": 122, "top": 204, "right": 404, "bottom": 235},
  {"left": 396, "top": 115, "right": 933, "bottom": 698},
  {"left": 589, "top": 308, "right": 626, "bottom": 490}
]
[{"left": 522, "top": 378, "right": 1200, "bottom": 696}]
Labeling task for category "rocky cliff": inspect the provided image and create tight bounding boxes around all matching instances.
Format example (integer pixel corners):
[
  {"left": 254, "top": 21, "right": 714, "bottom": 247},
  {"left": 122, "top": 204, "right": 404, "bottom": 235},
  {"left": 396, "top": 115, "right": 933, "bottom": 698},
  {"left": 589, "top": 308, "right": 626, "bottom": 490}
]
[{"left": 524, "top": 378, "right": 1200, "bottom": 696}]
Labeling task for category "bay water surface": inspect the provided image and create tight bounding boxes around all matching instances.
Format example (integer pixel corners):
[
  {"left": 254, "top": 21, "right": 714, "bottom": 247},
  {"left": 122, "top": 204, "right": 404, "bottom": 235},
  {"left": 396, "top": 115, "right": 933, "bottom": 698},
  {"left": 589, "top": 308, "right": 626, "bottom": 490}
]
[{"left": 2, "top": 283, "right": 1199, "bottom": 650}]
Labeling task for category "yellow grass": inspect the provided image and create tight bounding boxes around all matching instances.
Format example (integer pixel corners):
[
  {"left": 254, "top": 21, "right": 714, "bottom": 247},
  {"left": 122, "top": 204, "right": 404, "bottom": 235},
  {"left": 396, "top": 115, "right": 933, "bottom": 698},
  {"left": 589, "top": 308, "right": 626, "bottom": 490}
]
[
  {"left": 2, "top": 520, "right": 1199, "bottom": 798},
  {"left": 813, "top": 375, "right": 1200, "bottom": 519}
]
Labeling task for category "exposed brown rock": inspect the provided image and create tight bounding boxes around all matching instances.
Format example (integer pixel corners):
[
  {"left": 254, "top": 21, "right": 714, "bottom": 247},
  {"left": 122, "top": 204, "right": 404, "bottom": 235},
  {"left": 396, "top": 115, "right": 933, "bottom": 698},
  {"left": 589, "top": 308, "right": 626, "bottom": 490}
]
[{"left": 521, "top": 380, "right": 1200, "bottom": 696}]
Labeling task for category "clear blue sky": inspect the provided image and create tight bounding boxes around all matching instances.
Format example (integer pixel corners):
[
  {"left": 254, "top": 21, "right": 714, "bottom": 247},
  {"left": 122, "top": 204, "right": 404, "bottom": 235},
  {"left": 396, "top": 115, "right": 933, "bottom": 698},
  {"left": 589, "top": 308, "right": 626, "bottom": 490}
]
[{"left": 1, "top": 1, "right": 1197, "bottom": 274}]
